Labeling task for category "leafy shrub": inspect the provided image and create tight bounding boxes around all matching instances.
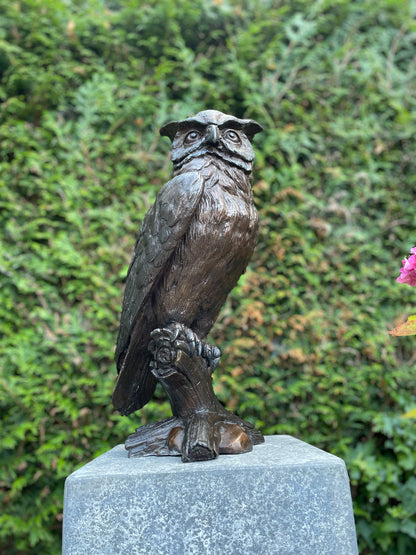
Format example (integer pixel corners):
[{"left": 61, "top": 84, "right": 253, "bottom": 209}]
[{"left": 1, "top": 0, "right": 415, "bottom": 553}]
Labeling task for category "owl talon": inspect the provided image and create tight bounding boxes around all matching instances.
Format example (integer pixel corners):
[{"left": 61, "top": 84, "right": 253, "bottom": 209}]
[
  {"left": 203, "top": 344, "right": 222, "bottom": 370},
  {"left": 174, "top": 340, "right": 191, "bottom": 356},
  {"left": 188, "top": 339, "right": 196, "bottom": 356},
  {"left": 149, "top": 323, "right": 222, "bottom": 375},
  {"left": 150, "top": 328, "right": 173, "bottom": 342}
]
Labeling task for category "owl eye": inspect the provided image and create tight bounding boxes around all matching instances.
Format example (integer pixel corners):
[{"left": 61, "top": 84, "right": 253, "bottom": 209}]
[
  {"left": 224, "top": 130, "right": 241, "bottom": 143},
  {"left": 184, "top": 130, "right": 201, "bottom": 144}
]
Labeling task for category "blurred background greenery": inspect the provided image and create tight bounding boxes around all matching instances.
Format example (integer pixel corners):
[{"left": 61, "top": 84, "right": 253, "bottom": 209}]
[{"left": 1, "top": 0, "right": 415, "bottom": 553}]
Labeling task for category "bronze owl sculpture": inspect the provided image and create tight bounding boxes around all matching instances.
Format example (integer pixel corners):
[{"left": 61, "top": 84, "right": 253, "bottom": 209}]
[{"left": 113, "top": 110, "right": 264, "bottom": 462}]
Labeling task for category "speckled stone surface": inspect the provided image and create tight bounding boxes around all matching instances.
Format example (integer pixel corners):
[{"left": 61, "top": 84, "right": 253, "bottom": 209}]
[{"left": 63, "top": 435, "right": 358, "bottom": 555}]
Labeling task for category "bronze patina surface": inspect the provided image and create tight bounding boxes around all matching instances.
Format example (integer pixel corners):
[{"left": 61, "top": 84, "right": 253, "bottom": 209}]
[{"left": 113, "top": 110, "right": 264, "bottom": 462}]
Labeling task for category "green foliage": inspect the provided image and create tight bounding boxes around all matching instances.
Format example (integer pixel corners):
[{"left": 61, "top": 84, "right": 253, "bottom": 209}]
[{"left": 0, "top": 0, "right": 415, "bottom": 553}]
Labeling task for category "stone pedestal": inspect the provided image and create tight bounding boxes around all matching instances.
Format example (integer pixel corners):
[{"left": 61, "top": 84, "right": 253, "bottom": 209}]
[{"left": 63, "top": 435, "right": 358, "bottom": 554}]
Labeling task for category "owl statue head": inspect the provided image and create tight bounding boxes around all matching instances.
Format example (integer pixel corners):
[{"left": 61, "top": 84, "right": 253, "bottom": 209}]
[{"left": 160, "top": 110, "right": 263, "bottom": 173}]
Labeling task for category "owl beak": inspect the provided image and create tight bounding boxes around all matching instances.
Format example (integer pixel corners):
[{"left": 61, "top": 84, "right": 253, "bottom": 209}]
[{"left": 205, "top": 125, "right": 220, "bottom": 146}]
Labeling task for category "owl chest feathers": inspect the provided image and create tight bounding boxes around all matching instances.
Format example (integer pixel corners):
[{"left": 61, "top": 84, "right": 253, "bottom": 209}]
[
  {"left": 186, "top": 178, "right": 257, "bottom": 268},
  {"left": 156, "top": 162, "right": 258, "bottom": 335}
]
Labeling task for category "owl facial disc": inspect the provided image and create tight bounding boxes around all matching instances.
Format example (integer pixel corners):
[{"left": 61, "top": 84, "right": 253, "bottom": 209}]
[{"left": 160, "top": 110, "right": 263, "bottom": 172}]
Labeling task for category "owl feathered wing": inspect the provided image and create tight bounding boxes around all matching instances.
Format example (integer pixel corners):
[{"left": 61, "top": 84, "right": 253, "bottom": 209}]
[{"left": 113, "top": 171, "right": 205, "bottom": 415}]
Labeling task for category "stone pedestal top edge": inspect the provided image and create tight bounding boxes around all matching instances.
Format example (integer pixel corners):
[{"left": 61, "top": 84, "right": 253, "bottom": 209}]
[{"left": 67, "top": 435, "right": 346, "bottom": 480}]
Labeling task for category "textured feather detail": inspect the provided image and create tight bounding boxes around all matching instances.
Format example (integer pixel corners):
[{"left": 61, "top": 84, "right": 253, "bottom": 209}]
[{"left": 112, "top": 172, "right": 204, "bottom": 414}]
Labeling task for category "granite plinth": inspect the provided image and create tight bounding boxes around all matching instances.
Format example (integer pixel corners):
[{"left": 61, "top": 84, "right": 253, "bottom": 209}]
[{"left": 63, "top": 435, "right": 358, "bottom": 555}]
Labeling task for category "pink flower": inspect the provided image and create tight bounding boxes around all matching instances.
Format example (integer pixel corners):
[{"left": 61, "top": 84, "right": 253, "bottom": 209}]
[{"left": 397, "top": 247, "right": 416, "bottom": 287}]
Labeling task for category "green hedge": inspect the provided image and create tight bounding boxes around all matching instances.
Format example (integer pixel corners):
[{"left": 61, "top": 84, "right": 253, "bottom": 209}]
[{"left": 1, "top": 0, "right": 415, "bottom": 553}]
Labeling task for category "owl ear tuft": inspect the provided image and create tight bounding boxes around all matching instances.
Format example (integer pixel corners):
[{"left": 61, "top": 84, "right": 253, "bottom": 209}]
[
  {"left": 160, "top": 121, "right": 179, "bottom": 141},
  {"left": 242, "top": 120, "right": 263, "bottom": 141}
]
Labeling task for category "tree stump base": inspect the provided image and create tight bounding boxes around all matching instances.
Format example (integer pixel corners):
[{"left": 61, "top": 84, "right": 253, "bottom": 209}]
[{"left": 125, "top": 324, "right": 264, "bottom": 462}]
